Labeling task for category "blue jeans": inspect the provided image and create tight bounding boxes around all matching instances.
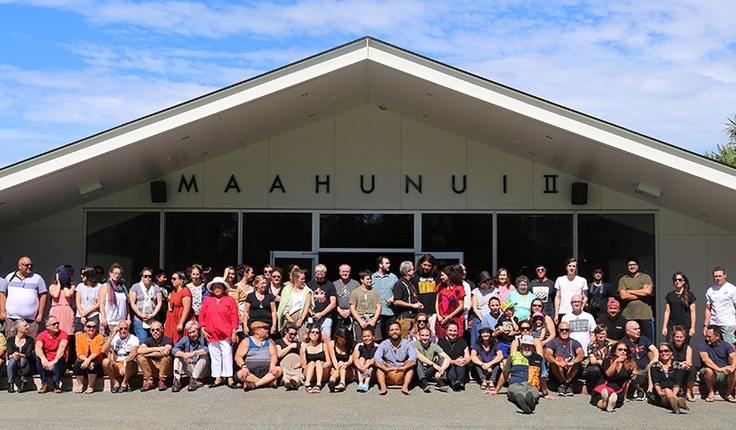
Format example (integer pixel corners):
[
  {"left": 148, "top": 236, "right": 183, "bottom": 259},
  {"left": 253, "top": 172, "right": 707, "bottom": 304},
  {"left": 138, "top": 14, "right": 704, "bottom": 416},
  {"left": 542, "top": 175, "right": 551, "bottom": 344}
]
[
  {"left": 35, "top": 355, "right": 67, "bottom": 385},
  {"left": 7, "top": 356, "right": 31, "bottom": 383},
  {"left": 132, "top": 320, "right": 150, "bottom": 344}
]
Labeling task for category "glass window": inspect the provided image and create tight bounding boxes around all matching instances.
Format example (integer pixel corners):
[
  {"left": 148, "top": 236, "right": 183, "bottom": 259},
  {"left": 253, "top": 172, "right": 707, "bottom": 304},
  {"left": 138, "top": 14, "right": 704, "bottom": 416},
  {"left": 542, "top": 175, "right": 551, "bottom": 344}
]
[
  {"left": 86, "top": 211, "right": 160, "bottom": 284},
  {"left": 496, "top": 214, "right": 573, "bottom": 281},
  {"left": 243, "top": 213, "right": 312, "bottom": 269},
  {"left": 320, "top": 214, "right": 413, "bottom": 249},
  {"left": 422, "top": 214, "right": 493, "bottom": 284},
  {"left": 578, "top": 214, "right": 655, "bottom": 285},
  {"left": 165, "top": 212, "right": 238, "bottom": 274}
]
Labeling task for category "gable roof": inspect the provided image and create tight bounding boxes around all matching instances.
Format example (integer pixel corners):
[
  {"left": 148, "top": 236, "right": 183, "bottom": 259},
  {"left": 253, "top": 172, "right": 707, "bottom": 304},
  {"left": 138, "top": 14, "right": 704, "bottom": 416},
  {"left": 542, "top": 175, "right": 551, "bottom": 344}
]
[{"left": 1, "top": 36, "right": 735, "bottom": 230}]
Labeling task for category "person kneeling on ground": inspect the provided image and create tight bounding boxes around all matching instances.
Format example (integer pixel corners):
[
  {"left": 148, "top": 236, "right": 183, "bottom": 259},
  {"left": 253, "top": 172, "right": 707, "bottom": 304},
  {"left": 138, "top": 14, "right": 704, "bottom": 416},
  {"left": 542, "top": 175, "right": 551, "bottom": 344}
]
[
  {"left": 375, "top": 321, "right": 416, "bottom": 395},
  {"left": 171, "top": 320, "right": 210, "bottom": 392},
  {"left": 491, "top": 335, "right": 544, "bottom": 414},
  {"left": 235, "top": 321, "right": 282, "bottom": 391}
]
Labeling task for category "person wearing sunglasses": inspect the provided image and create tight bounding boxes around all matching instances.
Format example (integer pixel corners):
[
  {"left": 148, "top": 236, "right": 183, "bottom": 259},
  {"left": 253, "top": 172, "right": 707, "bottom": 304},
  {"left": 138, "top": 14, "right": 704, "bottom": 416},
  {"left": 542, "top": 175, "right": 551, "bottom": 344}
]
[
  {"left": 235, "top": 320, "right": 282, "bottom": 391},
  {"left": 72, "top": 320, "right": 104, "bottom": 393},
  {"left": 591, "top": 341, "right": 637, "bottom": 412},
  {"left": 300, "top": 323, "right": 331, "bottom": 393},
  {"left": 276, "top": 323, "right": 304, "bottom": 390},
  {"left": 101, "top": 321, "right": 139, "bottom": 393},
  {"left": 545, "top": 321, "right": 584, "bottom": 396},
  {"left": 34, "top": 316, "right": 68, "bottom": 393},
  {"left": 407, "top": 313, "right": 435, "bottom": 343},
  {"left": 129, "top": 267, "right": 163, "bottom": 345},
  {"left": 137, "top": 320, "right": 174, "bottom": 391},
  {"left": 650, "top": 342, "right": 688, "bottom": 413},
  {"left": 662, "top": 272, "right": 697, "bottom": 342},
  {"left": 1, "top": 256, "right": 48, "bottom": 340}
]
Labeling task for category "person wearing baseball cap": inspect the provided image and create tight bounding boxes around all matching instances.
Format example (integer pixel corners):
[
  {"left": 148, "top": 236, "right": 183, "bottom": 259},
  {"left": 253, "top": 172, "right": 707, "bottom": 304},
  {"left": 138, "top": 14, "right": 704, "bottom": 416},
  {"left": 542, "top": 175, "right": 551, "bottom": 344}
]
[
  {"left": 595, "top": 298, "right": 628, "bottom": 342},
  {"left": 491, "top": 335, "right": 546, "bottom": 413}
]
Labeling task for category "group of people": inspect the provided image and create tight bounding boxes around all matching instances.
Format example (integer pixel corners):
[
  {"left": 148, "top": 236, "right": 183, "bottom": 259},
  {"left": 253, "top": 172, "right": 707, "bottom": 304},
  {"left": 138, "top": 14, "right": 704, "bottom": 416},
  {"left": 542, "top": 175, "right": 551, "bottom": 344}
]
[{"left": 1, "top": 254, "right": 735, "bottom": 416}]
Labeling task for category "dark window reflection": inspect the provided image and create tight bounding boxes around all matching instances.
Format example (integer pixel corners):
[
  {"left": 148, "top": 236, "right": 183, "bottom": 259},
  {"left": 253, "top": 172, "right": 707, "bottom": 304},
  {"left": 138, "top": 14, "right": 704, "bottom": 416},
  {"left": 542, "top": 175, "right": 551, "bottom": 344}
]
[
  {"left": 244, "top": 213, "right": 312, "bottom": 269},
  {"left": 165, "top": 212, "right": 238, "bottom": 274},
  {"left": 497, "top": 214, "right": 573, "bottom": 281},
  {"left": 422, "top": 214, "right": 493, "bottom": 284},
  {"left": 320, "top": 214, "right": 413, "bottom": 249},
  {"left": 578, "top": 214, "right": 655, "bottom": 285},
  {"left": 86, "top": 212, "right": 160, "bottom": 283}
]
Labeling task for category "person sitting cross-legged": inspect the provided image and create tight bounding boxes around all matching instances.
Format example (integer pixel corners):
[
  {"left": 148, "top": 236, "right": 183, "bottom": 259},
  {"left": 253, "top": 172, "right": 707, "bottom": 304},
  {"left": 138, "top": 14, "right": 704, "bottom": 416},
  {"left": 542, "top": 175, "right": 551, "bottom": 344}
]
[
  {"left": 375, "top": 321, "right": 416, "bottom": 395},
  {"left": 235, "top": 321, "right": 282, "bottom": 391}
]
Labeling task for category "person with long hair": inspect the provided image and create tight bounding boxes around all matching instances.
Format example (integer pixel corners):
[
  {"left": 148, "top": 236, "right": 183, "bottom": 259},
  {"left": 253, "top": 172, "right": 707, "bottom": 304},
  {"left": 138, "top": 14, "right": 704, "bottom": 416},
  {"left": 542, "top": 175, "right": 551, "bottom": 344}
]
[
  {"left": 470, "top": 271, "right": 496, "bottom": 346},
  {"left": 435, "top": 265, "right": 466, "bottom": 339},
  {"left": 327, "top": 327, "right": 354, "bottom": 392},
  {"left": 276, "top": 323, "right": 303, "bottom": 390},
  {"left": 74, "top": 266, "right": 101, "bottom": 337},
  {"left": 662, "top": 271, "right": 697, "bottom": 342},
  {"left": 591, "top": 340, "right": 638, "bottom": 412},
  {"left": 129, "top": 267, "right": 163, "bottom": 344},
  {"left": 530, "top": 298, "right": 556, "bottom": 347},
  {"left": 186, "top": 264, "right": 204, "bottom": 317},
  {"left": 164, "top": 271, "right": 194, "bottom": 344},
  {"left": 301, "top": 323, "right": 331, "bottom": 393},
  {"left": 670, "top": 325, "right": 696, "bottom": 402},
  {"left": 493, "top": 268, "right": 515, "bottom": 304},
  {"left": 277, "top": 268, "right": 314, "bottom": 341},
  {"left": 407, "top": 313, "right": 434, "bottom": 342},
  {"left": 650, "top": 341, "right": 689, "bottom": 413},
  {"left": 98, "top": 263, "right": 129, "bottom": 337},
  {"left": 269, "top": 267, "right": 285, "bottom": 302}
]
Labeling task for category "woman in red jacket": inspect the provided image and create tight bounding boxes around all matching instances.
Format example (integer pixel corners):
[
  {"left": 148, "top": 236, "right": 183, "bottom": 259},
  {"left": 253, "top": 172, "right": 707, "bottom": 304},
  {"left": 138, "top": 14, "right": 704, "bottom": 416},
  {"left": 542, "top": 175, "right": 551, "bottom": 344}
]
[{"left": 199, "top": 276, "right": 239, "bottom": 389}]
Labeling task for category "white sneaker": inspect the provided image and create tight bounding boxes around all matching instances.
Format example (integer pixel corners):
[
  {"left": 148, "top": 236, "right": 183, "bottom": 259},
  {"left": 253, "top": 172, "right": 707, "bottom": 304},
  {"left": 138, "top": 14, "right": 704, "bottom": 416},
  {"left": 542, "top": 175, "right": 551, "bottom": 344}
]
[{"left": 607, "top": 393, "right": 618, "bottom": 412}]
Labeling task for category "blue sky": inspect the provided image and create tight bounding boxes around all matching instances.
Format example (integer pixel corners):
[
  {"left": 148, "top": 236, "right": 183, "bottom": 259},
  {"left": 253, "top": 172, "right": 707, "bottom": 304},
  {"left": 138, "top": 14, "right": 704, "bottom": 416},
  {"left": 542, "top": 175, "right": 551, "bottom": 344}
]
[{"left": 1, "top": 1, "right": 735, "bottom": 167}]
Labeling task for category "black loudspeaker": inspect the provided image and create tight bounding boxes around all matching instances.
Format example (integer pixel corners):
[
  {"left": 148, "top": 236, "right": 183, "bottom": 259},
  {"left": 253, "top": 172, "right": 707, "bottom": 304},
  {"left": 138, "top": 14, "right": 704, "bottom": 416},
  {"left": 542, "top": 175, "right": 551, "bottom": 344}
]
[
  {"left": 150, "top": 181, "right": 167, "bottom": 203},
  {"left": 571, "top": 182, "right": 588, "bottom": 205}
]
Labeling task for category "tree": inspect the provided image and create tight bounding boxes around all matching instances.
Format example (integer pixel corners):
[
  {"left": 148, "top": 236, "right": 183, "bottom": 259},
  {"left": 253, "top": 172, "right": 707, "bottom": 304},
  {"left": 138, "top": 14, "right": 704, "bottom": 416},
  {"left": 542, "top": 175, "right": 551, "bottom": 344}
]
[{"left": 704, "top": 114, "right": 736, "bottom": 166}]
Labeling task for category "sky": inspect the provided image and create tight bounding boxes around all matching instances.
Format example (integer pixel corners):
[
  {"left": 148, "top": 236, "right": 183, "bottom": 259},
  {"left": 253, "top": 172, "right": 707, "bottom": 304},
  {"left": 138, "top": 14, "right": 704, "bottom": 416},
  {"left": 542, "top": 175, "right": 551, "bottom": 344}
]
[{"left": 1, "top": 1, "right": 735, "bottom": 167}]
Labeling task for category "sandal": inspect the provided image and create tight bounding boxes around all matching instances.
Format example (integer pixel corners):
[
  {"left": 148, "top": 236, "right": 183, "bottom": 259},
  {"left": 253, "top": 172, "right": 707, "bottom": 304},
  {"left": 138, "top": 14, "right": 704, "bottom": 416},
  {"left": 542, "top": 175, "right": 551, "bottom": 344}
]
[
  {"left": 335, "top": 382, "right": 346, "bottom": 392},
  {"left": 726, "top": 395, "right": 736, "bottom": 403},
  {"left": 111, "top": 385, "right": 120, "bottom": 393},
  {"left": 705, "top": 394, "right": 715, "bottom": 402},
  {"left": 120, "top": 384, "right": 131, "bottom": 392},
  {"left": 305, "top": 384, "right": 315, "bottom": 393},
  {"left": 269, "top": 380, "right": 278, "bottom": 389},
  {"left": 85, "top": 386, "right": 94, "bottom": 394},
  {"left": 75, "top": 387, "right": 85, "bottom": 394}
]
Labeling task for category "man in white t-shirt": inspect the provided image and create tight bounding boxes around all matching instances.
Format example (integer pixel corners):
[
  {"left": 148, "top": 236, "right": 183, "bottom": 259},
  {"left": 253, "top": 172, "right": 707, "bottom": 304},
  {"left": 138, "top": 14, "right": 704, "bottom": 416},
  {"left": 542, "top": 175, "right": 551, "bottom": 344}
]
[
  {"left": 101, "top": 321, "right": 139, "bottom": 392},
  {"left": 561, "top": 295, "right": 596, "bottom": 352},
  {"left": 704, "top": 266, "right": 736, "bottom": 344},
  {"left": 554, "top": 258, "right": 587, "bottom": 324}
]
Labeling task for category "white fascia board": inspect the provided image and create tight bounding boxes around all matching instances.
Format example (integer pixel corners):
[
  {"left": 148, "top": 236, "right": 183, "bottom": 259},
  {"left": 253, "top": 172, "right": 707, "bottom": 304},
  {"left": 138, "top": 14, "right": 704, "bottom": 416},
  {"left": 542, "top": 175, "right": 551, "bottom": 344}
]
[
  {"left": 0, "top": 43, "right": 370, "bottom": 192},
  {"left": 367, "top": 43, "right": 736, "bottom": 191}
]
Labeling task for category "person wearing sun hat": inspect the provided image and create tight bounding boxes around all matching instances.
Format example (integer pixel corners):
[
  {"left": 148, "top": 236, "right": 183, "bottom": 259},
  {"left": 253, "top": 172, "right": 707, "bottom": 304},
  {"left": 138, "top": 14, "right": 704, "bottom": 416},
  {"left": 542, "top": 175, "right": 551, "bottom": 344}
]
[{"left": 199, "top": 276, "right": 239, "bottom": 389}]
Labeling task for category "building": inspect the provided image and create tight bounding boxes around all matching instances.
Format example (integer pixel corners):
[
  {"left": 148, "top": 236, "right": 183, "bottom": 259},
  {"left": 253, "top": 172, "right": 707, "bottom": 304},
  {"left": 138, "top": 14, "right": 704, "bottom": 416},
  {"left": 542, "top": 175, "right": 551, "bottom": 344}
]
[{"left": 2, "top": 37, "right": 735, "bottom": 344}]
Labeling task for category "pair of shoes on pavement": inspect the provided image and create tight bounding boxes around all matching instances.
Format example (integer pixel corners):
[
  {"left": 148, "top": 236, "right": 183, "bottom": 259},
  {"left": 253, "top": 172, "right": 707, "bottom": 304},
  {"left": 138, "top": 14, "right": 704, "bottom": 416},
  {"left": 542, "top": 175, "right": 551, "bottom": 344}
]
[
  {"left": 601, "top": 389, "right": 618, "bottom": 412},
  {"left": 516, "top": 391, "right": 537, "bottom": 414}
]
